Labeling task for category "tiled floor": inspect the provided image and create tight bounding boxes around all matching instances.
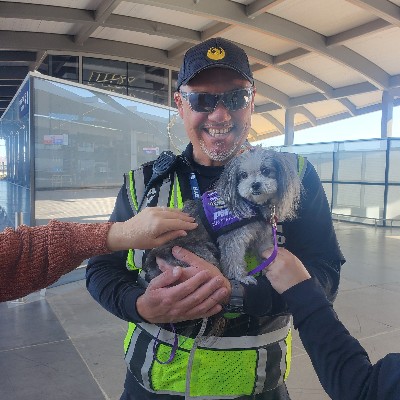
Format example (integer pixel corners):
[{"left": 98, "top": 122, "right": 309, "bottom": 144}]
[{"left": 1, "top": 180, "right": 400, "bottom": 399}]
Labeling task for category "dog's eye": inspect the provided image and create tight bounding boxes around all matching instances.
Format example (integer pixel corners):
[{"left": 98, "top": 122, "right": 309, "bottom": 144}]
[
  {"left": 261, "top": 167, "right": 271, "bottom": 176},
  {"left": 238, "top": 171, "right": 248, "bottom": 180}
]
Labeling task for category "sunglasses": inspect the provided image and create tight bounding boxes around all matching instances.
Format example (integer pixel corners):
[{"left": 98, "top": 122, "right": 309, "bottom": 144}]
[{"left": 179, "top": 87, "right": 253, "bottom": 113}]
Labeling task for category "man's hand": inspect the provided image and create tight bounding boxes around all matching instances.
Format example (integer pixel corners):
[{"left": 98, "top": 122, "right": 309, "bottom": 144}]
[
  {"left": 106, "top": 207, "right": 197, "bottom": 251},
  {"left": 168, "top": 246, "right": 231, "bottom": 294},
  {"left": 136, "top": 246, "right": 230, "bottom": 324},
  {"left": 263, "top": 247, "right": 311, "bottom": 294}
]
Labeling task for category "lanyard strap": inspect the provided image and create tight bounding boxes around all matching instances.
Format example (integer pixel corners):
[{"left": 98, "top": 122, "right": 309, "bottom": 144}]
[{"left": 189, "top": 171, "right": 201, "bottom": 199}]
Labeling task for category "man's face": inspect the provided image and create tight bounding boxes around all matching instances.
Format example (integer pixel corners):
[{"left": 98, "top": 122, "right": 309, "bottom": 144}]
[{"left": 174, "top": 68, "right": 255, "bottom": 166}]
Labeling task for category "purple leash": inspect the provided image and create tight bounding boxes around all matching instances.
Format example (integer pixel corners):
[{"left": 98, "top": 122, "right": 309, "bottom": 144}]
[
  {"left": 153, "top": 323, "right": 178, "bottom": 364},
  {"left": 247, "top": 213, "right": 278, "bottom": 276}
]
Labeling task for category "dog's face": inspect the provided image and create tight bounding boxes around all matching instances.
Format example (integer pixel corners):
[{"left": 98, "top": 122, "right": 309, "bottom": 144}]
[
  {"left": 216, "top": 147, "right": 301, "bottom": 220},
  {"left": 236, "top": 152, "right": 278, "bottom": 206}
]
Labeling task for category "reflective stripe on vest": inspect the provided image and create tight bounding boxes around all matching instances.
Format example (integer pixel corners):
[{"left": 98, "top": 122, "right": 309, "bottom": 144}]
[
  {"left": 123, "top": 153, "right": 307, "bottom": 396},
  {"left": 124, "top": 317, "right": 292, "bottom": 398},
  {"left": 297, "top": 155, "right": 307, "bottom": 181},
  {"left": 126, "top": 172, "right": 181, "bottom": 271},
  {"left": 125, "top": 168, "right": 145, "bottom": 271}
]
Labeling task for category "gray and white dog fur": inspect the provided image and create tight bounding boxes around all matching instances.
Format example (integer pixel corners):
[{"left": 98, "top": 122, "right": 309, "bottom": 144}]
[{"left": 143, "top": 147, "right": 302, "bottom": 284}]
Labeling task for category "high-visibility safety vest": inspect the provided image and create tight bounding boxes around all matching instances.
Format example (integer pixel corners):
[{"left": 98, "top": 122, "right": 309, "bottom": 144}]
[{"left": 123, "top": 153, "right": 307, "bottom": 398}]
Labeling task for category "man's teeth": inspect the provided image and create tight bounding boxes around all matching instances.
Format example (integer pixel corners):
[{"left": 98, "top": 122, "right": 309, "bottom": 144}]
[{"left": 207, "top": 127, "right": 232, "bottom": 136}]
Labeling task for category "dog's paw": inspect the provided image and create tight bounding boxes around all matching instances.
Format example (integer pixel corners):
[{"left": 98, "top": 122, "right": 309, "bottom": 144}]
[{"left": 239, "top": 275, "right": 257, "bottom": 285}]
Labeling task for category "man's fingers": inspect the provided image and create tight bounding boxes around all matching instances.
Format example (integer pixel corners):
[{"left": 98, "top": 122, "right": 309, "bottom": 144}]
[
  {"left": 168, "top": 270, "right": 213, "bottom": 301},
  {"left": 172, "top": 246, "right": 202, "bottom": 267},
  {"left": 147, "top": 265, "right": 182, "bottom": 290},
  {"left": 152, "top": 257, "right": 215, "bottom": 300},
  {"left": 178, "top": 284, "right": 227, "bottom": 319}
]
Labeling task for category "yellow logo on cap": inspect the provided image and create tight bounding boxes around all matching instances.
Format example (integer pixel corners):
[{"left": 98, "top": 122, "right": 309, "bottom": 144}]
[{"left": 207, "top": 46, "right": 225, "bottom": 61}]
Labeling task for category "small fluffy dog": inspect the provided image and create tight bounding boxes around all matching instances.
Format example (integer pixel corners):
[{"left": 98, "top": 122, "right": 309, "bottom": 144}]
[{"left": 143, "top": 147, "right": 302, "bottom": 284}]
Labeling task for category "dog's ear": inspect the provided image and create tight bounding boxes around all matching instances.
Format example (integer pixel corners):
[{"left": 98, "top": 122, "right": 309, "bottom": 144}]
[
  {"left": 216, "top": 155, "right": 239, "bottom": 209},
  {"left": 272, "top": 151, "right": 302, "bottom": 220},
  {"left": 216, "top": 155, "right": 254, "bottom": 217}
]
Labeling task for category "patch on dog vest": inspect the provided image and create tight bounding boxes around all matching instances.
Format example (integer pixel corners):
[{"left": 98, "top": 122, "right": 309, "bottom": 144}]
[
  {"left": 199, "top": 190, "right": 261, "bottom": 240},
  {"left": 202, "top": 190, "right": 241, "bottom": 230}
]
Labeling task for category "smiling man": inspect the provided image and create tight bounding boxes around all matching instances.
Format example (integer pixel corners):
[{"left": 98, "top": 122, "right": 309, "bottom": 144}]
[
  {"left": 86, "top": 38, "right": 344, "bottom": 400},
  {"left": 177, "top": 69, "right": 253, "bottom": 164}
]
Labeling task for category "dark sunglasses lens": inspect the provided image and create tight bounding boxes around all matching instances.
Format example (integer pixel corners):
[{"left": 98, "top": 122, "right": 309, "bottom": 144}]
[
  {"left": 223, "top": 89, "right": 251, "bottom": 111},
  {"left": 187, "top": 89, "right": 251, "bottom": 112},
  {"left": 190, "top": 93, "right": 218, "bottom": 112}
]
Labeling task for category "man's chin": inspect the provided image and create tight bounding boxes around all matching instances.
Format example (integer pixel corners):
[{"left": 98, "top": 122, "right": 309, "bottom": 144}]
[{"left": 200, "top": 142, "right": 239, "bottom": 163}]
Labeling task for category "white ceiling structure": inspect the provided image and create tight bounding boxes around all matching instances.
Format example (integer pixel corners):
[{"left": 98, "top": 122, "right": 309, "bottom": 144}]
[{"left": 1, "top": 0, "right": 400, "bottom": 143}]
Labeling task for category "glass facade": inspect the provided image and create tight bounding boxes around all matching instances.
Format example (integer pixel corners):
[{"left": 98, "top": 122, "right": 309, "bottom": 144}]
[
  {"left": 1, "top": 80, "right": 30, "bottom": 188},
  {"left": 1, "top": 64, "right": 400, "bottom": 228},
  {"left": 38, "top": 55, "right": 79, "bottom": 82},
  {"left": 128, "top": 63, "right": 169, "bottom": 105},
  {"left": 277, "top": 138, "right": 400, "bottom": 226},
  {"left": 0, "top": 79, "right": 32, "bottom": 226},
  {"left": 0, "top": 139, "right": 6, "bottom": 178},
  {"left": 82, "top": 57, "right": 128, "bottom": 96},
  {"left": 0, "top": 74, "right": 187, "bottom": 228},
  {"left": 32, "top": 75, "right": 183, "bottom": 224},
  {"left": 82, "top": 57, "right": 170, "bottom": 106},
  {"left": 171, "top": 70, "right": 179, "bottom": 106},
  {"left": 37, "top": 54, "right": 176, "bottom": 108}
]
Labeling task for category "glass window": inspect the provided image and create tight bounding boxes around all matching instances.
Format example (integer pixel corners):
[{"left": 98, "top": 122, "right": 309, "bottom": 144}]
[
  {"left": 306, "top": 152, "right": 333, "bottom": 181},
  {"left": 82, "top": 57, "right": 127, "bottom": 96},
  {"left": 386, "top": 185, "right": 400, "bottom": 222},
  {"left": 388, "top": 145, "right": 400, "bottom": 183},
  {"left": 0, "top": 139, "right": 6, "bottom": 179},
  {"left": 37, "top": 55, "right": 49, "bottom": 75},
  {"left": 38, "top": 55, "right": 78, "bottom": 81},
  {"left": 33, "top": 76, "right": 171, "bottom": 192},
  {"left": 128, "top": 63, "right": 169, "bottom": 106},
  {"left": 171, "top": 70, "right": 179, "bottom": 108}
]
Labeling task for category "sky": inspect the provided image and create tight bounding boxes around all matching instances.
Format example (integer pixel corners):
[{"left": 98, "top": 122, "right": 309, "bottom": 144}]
[
  {"left": 1, "top": 106, "right": 399, "bottom": 160},
  {"left": 256, "top": 106, "right": 400, "bottom": 147}
]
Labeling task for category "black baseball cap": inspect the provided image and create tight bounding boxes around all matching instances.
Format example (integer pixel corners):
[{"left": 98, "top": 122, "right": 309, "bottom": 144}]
[{"left": 176, "top": 37, "right": 254, "bottom": 89}]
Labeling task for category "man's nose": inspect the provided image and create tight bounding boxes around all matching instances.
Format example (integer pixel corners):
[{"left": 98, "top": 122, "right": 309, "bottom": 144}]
[{"left": 208, "top": 101, "right": 231, "bottom": 121}]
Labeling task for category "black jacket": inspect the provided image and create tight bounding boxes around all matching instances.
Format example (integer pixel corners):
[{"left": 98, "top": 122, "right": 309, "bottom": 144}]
[
  {"left": 86, "top": 144, "right": 345, "bottom": 397},
  {"left": 284, "top": 279, "right": 400, "bottom": 400},
  {"left": 87, "top": 144, "right": 344, "bottom": 322}
]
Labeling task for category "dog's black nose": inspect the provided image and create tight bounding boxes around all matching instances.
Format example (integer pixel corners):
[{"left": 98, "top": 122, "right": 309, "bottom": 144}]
[{"left": 251, "top": 182, "right": 261, "bottom": 192}]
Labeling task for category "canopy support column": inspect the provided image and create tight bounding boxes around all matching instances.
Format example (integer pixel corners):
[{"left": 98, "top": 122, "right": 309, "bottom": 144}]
[
  {"left": 381, "top": 90, "right": 393, "bottom": 138},
  {"left": 284, "top": 108, "right": 295, "bottom": 146}
]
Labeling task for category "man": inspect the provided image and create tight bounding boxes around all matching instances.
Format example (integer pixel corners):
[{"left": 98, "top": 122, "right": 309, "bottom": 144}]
[
  {"left": 263, "top": 246, "right": 400, "bottom": 400},
  {"left": 86, "top": 37, "right": 345, "bottom": 399}
]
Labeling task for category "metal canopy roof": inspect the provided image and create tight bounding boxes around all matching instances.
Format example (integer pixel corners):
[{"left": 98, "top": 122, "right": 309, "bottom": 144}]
[{"left": 1, "top": 0, "right": 400, "bottom": 142}]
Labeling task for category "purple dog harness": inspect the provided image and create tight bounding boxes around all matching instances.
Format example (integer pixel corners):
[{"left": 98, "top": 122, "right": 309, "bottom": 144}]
[
  {"left": 199, "top": 190, "right": 262, "bottom": 238},
  {"left": 199, "top": 190, "right": 278, "bottom": 274}
]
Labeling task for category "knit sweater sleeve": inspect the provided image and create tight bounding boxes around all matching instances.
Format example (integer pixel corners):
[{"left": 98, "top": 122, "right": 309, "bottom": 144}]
[{"left": 0, "top": 220, "right": 112, "bottom": 302}]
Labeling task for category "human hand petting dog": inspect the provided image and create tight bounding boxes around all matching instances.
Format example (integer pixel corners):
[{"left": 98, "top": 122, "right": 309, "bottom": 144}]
[
  {"left": 106, "top": 207, "right": 197, "bottom": 251},
  {"left": 136, "top": 247, "right": 230, "bottom": 324},
  {"left": 262, "top": 247, "right": 311, "bottom": 294}
]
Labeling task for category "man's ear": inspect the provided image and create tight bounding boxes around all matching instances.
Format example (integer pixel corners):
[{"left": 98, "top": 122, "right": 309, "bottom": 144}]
[{"left": 174, "top": 92, "right": 184, "bottom": 118}]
